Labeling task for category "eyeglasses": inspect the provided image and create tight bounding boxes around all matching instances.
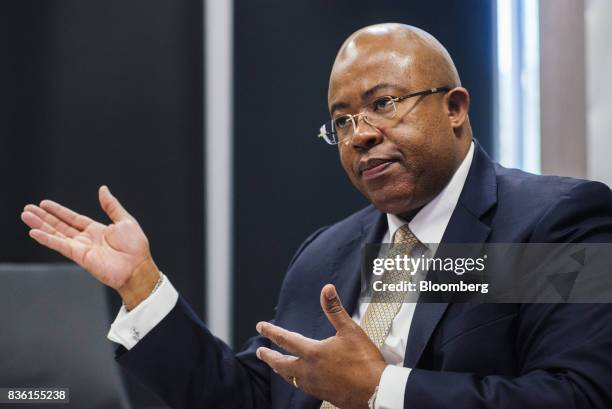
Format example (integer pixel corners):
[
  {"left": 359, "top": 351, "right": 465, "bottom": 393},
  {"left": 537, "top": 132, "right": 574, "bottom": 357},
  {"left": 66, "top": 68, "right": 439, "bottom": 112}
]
[{"left": 318, "top": 86, "right": 450, "bottom": 145}]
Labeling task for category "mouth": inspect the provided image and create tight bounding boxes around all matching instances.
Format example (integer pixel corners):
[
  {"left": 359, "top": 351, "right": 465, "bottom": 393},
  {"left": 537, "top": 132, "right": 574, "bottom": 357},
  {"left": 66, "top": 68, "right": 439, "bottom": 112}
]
[{"left": 358, "top": 158, "right": 397, "bottom": 179}]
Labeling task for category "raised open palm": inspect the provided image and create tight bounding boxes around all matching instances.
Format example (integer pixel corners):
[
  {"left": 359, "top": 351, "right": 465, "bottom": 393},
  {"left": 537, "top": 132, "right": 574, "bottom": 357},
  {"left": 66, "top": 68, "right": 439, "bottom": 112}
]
[{"left": 21, "top": 186, "right": 153, "bottom": 291}]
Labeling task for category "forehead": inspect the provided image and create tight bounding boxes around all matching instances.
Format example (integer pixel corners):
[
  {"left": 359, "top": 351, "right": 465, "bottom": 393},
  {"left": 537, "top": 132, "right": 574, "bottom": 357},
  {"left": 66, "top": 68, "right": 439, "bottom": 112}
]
[{"left": 328, "top": 49, "right": 423, "bottom": 112}]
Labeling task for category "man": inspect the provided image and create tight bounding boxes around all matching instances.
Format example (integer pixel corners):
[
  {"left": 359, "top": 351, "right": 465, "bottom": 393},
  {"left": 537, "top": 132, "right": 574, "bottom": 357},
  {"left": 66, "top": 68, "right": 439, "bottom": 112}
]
[{"left": 21, "top": 23, "right": 612, "bottom": 409}]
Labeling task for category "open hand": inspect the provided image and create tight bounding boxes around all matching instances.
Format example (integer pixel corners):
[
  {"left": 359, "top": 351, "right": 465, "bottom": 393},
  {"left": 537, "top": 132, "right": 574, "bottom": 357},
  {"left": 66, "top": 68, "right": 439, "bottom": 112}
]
[
  {"left": 256, "top": 284, "right": 386, "bottom": 409},
  {"left": 21, "top": 185, "right": 160, "bottom": 309}
]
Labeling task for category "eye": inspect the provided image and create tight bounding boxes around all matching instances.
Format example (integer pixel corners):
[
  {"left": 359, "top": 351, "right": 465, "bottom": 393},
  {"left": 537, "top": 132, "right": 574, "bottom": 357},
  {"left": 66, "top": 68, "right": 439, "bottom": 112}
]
[
  {"left": 372, "top": 96, "right": 395, "bottom": 112},
  {"left": 334, "top": 115, "right": 352, "bottom": 129}
]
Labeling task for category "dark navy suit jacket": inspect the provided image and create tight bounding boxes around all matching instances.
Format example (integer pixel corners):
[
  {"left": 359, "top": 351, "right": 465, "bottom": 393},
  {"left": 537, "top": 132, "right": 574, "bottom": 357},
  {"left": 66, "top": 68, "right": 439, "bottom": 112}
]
[{"left": 117, "top": 142, "right": 612, "bottom": 409}]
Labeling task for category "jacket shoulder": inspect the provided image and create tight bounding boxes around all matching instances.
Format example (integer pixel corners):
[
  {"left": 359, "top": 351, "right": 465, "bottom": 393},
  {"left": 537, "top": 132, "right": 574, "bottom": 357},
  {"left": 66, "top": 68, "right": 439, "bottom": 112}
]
[
  {"left": 494, "top": 163, "right": 611, "bottom": 207},
  {"left": 492, "top": 164, "right": 612, "bottom": 241}
]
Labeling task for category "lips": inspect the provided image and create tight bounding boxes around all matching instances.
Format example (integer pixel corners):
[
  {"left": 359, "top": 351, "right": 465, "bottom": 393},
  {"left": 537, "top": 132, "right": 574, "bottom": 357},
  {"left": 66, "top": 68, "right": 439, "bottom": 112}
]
[
  {"left": 357, "top": 158, "right": 396, "bottom": 178},
  {"left": 358, "top": 158, "right": 396, "bottom": 174}
]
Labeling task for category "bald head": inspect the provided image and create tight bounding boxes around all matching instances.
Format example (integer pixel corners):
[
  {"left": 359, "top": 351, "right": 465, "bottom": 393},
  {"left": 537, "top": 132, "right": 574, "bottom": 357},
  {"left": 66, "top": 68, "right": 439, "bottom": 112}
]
[
  {"left": 327, "top": 23, "right": 472, "bottom": 217},
  {"left": 329, "top": 23, "right": 460, "bottom": 104}
]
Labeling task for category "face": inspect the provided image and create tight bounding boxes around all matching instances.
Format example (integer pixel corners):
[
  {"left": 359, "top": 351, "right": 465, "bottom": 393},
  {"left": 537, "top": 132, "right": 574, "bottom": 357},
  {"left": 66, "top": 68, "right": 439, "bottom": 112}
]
[{"left": 328, "top": 39, "right": 465, "bottom": 216}]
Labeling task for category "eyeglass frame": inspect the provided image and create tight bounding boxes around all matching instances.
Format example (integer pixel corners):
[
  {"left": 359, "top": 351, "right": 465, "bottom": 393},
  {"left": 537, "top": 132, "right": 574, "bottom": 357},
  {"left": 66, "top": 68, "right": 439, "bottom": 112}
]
[{"left": 318, "top": 86, "right": 451, "bottom": 145}]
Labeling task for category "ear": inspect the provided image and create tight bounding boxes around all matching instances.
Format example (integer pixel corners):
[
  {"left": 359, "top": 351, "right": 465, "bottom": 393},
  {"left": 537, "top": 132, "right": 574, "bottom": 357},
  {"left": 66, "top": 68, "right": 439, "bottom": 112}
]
[{"left": 445, "top": 87, "right": 470, "bottom": 130}]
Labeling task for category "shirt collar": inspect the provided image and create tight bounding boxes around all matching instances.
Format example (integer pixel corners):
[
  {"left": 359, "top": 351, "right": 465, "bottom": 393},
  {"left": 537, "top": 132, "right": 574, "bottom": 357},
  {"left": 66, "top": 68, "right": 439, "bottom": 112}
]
[{"left": 386, "top": 141, "right": 475, "bottom": 245}]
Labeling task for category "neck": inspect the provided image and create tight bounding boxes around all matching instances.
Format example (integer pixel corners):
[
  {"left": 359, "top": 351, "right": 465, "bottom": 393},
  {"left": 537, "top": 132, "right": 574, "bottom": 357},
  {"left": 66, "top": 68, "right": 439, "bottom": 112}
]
[{"left": 398, "top": 205, "right": 424, "bottom": 222}]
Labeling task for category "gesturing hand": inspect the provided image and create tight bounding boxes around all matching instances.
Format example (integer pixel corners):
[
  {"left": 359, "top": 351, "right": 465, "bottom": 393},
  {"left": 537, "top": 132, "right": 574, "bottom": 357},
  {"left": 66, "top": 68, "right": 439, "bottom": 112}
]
[
  {"left": 256, "top": 284, "right": 386, "bottom": 409},
  {"left": 21, "top": 185, "right": 160, "bottom": 309}
]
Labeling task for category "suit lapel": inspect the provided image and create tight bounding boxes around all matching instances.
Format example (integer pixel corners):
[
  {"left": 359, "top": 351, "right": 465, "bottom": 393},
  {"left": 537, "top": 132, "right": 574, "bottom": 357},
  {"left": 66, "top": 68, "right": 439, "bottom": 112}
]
[
  {"left": 404, "top": 140, "right": 497, "bottom": 368},
  {"left": 314, "top": 210, "right": 387, "bottom": 341},
  {"left": 290, "top": 209, "right": 387, "bottom": 409},
  {"left": 403, "top": 204, "right": 492, "bottom": 367}
]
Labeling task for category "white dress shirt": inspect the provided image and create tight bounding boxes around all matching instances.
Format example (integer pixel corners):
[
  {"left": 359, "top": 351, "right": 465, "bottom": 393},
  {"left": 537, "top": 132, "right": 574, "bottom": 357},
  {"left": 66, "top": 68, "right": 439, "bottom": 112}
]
[{"left": 108, "top": 142, "right": 475, "bottom": 409}]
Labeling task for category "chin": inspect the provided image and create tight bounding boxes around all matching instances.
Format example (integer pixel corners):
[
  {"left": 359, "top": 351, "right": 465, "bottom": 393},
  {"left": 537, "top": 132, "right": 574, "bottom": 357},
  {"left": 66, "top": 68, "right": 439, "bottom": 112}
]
[{"left": 366, "top": 187, "right": 417, "bottom": 215}]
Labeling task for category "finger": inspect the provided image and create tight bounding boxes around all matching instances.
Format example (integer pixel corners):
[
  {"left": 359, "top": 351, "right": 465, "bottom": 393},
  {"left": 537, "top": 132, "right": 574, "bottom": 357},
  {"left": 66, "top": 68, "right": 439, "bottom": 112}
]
[
  {"left": 21, "top": 211, "right": 67, "bottom": 239},
  {"left": 320, "top": 284, "right": 354, "bottom": 332},
  {"left": 39, "top": 200, "right": 94, "bottom": 231},
  {"left": 24, "top": 204, "right": 81, "bottom": 237},
  {"left": 29, "top": 229, "right": 77, "bottom": 260},
  {"left": 256, "top": 347, "right": 299, "bottom": 378},
  {"left": 99, "top": 185, "right": 133, "bottom": 223},
  {"left": 256, "top": 322, "right": 317, "bottom": 357}
]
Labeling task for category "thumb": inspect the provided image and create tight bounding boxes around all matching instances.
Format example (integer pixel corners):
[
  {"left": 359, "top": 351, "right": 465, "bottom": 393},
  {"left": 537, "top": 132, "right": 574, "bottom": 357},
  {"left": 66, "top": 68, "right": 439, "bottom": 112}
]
[
  {"left": 320, "top": 284, "right": 353, "bottom": 332},
  {"left": 99, "top": 185, "right": 134, "bottom": 223}
]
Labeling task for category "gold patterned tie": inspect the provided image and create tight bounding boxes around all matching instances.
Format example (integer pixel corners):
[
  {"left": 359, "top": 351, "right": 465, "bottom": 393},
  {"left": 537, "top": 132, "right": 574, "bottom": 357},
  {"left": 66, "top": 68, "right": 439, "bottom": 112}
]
[{"left": 320, "top": 224, "right": 419, "bottom": 409}]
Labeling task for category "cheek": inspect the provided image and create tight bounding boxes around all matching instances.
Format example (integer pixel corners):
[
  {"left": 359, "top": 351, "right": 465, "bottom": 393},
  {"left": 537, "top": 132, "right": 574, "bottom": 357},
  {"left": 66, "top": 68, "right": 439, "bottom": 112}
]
[
  {"left": 390, "top": 115, "right": 448, "bottom": 162},
  {"left": 338, "top": 147, "right": 355, "bottom": 176},
  {"left": 384, "top": 126, "right": 430, "bottom": 168},
  {"left": 390, "top": 123, "right": 458, "bottom": 196}
]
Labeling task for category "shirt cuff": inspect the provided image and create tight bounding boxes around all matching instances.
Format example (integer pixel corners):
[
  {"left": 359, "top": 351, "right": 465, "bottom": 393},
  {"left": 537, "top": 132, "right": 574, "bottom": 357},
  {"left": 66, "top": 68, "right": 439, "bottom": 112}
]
[
  {"left": 375, "top": 365, "right": 411, "bottom": 409},
  {"left": 107, "top": 273, "right": 178, "bottom": 350}
]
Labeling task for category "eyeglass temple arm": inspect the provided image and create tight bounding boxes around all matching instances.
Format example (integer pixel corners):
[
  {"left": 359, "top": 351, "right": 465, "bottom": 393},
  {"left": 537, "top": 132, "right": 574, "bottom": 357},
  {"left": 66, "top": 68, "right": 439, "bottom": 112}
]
[{"left": 396, "top": 87, "right": 450, "bottom": 102}]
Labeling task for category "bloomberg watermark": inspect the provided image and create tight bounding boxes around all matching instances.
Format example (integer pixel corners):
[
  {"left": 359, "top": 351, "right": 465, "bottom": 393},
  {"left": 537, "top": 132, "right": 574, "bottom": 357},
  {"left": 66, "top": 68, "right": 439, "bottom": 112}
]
[{"left": 361, "top": 243, "right": 612, "bottom": 303}]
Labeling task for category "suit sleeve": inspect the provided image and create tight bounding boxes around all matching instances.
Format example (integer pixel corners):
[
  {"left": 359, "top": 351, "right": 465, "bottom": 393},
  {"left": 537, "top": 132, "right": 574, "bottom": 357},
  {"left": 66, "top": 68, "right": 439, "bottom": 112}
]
[
  {"left": 404, "top": 181, "right": 612, "bottom": 409},
  {"left": 115, "top": 225, "right": 330, "bottom": 409}
]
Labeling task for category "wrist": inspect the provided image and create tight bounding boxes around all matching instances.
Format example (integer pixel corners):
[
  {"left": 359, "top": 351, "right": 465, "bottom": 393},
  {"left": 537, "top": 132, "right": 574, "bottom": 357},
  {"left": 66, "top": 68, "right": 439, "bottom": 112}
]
[
  {"left": 117, "top": 257, "right": 161, "bottom": 310},
  {"left": 364, "top": 361, "right": 385, "bottom": 408}
]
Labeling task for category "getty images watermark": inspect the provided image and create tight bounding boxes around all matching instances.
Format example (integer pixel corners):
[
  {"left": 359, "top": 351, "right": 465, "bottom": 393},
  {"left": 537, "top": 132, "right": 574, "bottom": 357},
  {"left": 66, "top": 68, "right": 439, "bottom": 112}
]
[
  {"left": 371, "top": 252, "right": 489, "bottom": 294},
  {"left": 361, "top": 243, "right": 612, "bottom": 303}
]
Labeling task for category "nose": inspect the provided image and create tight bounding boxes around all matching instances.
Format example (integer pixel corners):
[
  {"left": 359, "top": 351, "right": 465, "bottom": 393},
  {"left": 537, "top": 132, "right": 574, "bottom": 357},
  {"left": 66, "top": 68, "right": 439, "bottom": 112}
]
[{"left": 349, "top": 114, "right": 383, "bottom": 150}]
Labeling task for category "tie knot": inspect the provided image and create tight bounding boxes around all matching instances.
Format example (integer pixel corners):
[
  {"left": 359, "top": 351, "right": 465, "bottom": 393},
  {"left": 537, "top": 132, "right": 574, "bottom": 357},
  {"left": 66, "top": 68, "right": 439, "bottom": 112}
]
[{"left": 393, "top": 224, "right": 418, "bottom": 245}]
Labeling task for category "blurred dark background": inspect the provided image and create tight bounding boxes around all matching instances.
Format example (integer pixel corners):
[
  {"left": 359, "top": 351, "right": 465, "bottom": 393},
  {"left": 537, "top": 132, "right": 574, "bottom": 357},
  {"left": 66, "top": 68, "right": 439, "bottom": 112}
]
[
  {"left": 1, "top": 1, "right": 203, "bottom": 407},
  {"left": 1, "top": 0, "right": 205, "bottom": 306},
  {"left": 1, "top": 0, "right": 494, "bottom": 407}
]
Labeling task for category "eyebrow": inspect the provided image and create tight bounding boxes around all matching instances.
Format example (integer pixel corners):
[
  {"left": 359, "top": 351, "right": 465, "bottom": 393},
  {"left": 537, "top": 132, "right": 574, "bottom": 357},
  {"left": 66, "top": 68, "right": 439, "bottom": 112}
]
[
  {"left": 329, "top": 82, "right": 404, "bottom": 117},
  {"left": 329, "top": 101, "right": 351, "bottom": 117},
  {"left": 362, "top": 83, "right": 400, "bottom": 101}
]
